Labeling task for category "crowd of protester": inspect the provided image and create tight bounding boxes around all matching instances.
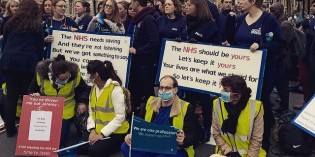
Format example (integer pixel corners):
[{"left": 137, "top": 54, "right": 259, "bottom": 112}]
[{"left": 0, "top": 0, "right": 314, "bottom": 156}]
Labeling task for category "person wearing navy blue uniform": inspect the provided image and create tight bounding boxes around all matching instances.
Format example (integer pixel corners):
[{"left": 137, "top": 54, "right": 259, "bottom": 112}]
[
  {"left": 0, "top": 0, "right": 44, "bottom": 137},
  {"left": 206, "top": 0, "right": 220, "bottom": 28},
  {"left": 128, "top": 0, "right": 159, "bottom": 115},
  {"left": 43, "top": 0, "right": 78, "bottom": 59},
  {"left": 219, "top": 0, "right": 232, "bottom": 43},
  {"left": 184, "top": 0, "right": 221, "bottom": 143},
  {"left": 226, "top": 0, "right": 286, "bottom": 153},
  {"left": 74, "top": 0, "right": 93, "bottom": 31},
  {"left": 157, "top": 0, "right": 186, "bottom": 45},
  {"left": 185, "top": 0, "right": 221, "bottom": 44}
]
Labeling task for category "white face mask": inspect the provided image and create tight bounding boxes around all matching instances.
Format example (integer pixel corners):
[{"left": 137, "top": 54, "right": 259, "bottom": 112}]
[{"left": 87, "top": 73, "right": 97, "bottom": 84}]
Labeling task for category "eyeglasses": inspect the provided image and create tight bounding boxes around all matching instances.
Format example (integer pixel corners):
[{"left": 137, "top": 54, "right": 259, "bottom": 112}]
[
  {"left": 159, "top": 86, "right": 173, "bottom": 91},
  {"left": 56, "top": 5, "right": 67, "bottom": 8},
  {"left": 44, "top": 4, "right": 51, "bottom": 7},
  {"left": 104, "top": 4, "right": 113, "bottom": 9}
]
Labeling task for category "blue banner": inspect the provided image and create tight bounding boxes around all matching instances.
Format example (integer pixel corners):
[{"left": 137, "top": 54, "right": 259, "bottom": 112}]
[{"left": 131, "top": 116, "right": 178, "bottom": 154}]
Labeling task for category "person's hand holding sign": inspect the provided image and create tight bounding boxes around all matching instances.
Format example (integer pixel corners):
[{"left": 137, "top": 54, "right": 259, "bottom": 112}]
[
  {"left": 129, "top": 47, "right": 136, "bottom": 54},
  {"left": 176, "top": 130, "right": 185, "bottom": 145},
  {"left": 44, "top": 35, "right": 54, "bottom": 43},
  {"left": 30, "top": 93, "right": 41, "bottom": 97},
  {"left": 124, "top": 134, "right": 131, "bottom": 146},
  {"left": 250, "top": 43, "right": 259, "bottom": 53}
]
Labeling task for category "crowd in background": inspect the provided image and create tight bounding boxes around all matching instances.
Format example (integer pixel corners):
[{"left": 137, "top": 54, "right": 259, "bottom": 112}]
[{"left": 0, "top": 0, "right": 314, "bottom": 156}]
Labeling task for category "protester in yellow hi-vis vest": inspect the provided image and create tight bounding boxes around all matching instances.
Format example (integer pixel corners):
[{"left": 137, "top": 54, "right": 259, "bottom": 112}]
[
  {"left": 29, "top": 54, "right": 89, "bottom": 147},
  {"left": 77, "top": 60, "right": 130, "bottom": 157},
  {"left": 121, "top": 75, "right": 196, "bottom": 157},
  {"left": 212, "top": 75, "right": 266, "bottom": 157}
]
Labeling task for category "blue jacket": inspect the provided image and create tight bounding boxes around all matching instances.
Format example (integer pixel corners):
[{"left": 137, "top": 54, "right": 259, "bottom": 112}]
[
  {"left": 235, "top": 12, "right": 286, "bottom": 62},
  {"left": 43, "top": 16, "right": 78, "bottom": 36},
  {"left": 0, "top": 29, "right": 44, "bottom": 72},
  {"left": 157, "top": 15, "right": 187, "bottom": 43},
  {"left": 234, "top": 11, "right": 286, "bottom": 80},
  {"left": 186, "top": 16, "right": 221, "bottom": 44},
  {"left": 219, "top": 9, "right": 231, "bottom": 42},
  {"left": 207, "top": 0, "right": 220, "bottom": 28}
]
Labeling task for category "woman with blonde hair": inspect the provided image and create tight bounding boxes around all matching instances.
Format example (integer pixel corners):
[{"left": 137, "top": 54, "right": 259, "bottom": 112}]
[
  {"left": 0, "top": 0, "right": 19, "bottom": 35},
  {"left": 87, "top": 0, "right": 124, "bottom": 34},
  {"left": 3, "top": 0, "right": 20, "bottom": 18}
]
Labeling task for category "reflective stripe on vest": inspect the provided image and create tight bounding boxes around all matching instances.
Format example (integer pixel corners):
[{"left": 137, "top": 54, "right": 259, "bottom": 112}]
[
  {"left": 214, "top": 98, "right": 266, "bottom": 157},
  {"left": 36, "top": 71, "right": 80, "bottom": 119},
  {"left": 90, "top": 84, "right": 129, "bottom": 134},
  {"left": 144, "top": 96, "right": 195, "bottom": 157}
]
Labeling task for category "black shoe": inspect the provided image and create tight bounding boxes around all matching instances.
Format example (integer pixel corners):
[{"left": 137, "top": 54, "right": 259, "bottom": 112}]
[{"left": 6, "top": 127, "right": 17, "bottom": 137}]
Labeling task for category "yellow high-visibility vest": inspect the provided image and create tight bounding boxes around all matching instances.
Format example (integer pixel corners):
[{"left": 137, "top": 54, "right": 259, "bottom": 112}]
[
  {"left": 36, "top": 72, "right": 81, "bottom": 119},
  {"left": 2, "top": 83, "right": 22, "bottom": 117},
  {"left": 90, "top": 83, "right": 129, "bottom": 134},
  {"left": 213, "top": 98, "right": 266, "bottom": 157}
]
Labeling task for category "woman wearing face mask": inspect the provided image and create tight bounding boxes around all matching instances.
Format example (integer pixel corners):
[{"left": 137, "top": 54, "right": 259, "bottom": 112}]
[
  {"left": 121, "top": 75, "right": 196, "bottom": 157},
  {"left": 87, "top": 0, "right": 124, "bottom": 34},
  {"left": 74, "top": 0, "right": 93, "bottom": 31},
  {"left": 77, "top": 60, "right": 130, "bottom": 157},
  {"left": 212, "top": 75, "right": 266, "bottom": 157},
  {"left": 29, "top": 54, "right": 89, "bottom": 147}
]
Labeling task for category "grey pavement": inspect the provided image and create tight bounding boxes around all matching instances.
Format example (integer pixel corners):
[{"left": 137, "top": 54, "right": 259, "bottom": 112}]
[{"left": 1, "top": 92, "right": 315, "bottom": 157}]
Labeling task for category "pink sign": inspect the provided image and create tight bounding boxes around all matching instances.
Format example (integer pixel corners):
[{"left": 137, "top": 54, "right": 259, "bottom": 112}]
[{"left": 15, "top": 95, "right": 64, "bottom": 157}]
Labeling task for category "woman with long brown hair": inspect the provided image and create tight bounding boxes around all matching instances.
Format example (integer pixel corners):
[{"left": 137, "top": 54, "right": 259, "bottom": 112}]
[
  {"left": 87, "top": 0, "right": 124, "bottom": 34},
  {"left": 0, "top": 0, "right": 44, "bottom": 137}
]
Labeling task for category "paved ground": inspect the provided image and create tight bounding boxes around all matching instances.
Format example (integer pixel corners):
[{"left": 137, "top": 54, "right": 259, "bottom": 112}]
[{"left": 0, "top": 92, "right": 314, "bottom": 157}]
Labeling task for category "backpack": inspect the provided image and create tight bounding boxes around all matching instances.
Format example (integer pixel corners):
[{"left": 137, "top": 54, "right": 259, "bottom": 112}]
[
  {"left": 293, "top": 28, "right": 306, "bottom": 59},
  {"left": 277, "top": 110, "right": 312, "bottom": 156},
  {"left": 122, "top": 87, "right": 132, "bottom": 116}
]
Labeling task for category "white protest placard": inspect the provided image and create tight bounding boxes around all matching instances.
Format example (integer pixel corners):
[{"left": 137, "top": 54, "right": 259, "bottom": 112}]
[
  {"left": 292, "top": 95, "right": 315, "bottom": 137},
  {"left": 156, "top": 40, "right": 267, "bottom": 99},
  {"left": 28, "top": 111, "right": 52, "bottom": 141},
  {"left": 48, "top": 30, "right": 132, "bottom": 87}
]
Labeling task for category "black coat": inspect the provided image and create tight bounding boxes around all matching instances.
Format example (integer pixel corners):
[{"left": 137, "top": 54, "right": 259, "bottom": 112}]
[
  {"left": 0, "top": 29, "right": 44, "bottom": 72},
  {"left": 131, "top": 7, "right": 160, "bottom": 66}
]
